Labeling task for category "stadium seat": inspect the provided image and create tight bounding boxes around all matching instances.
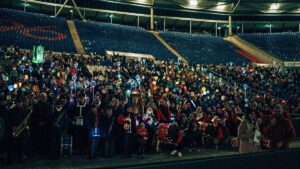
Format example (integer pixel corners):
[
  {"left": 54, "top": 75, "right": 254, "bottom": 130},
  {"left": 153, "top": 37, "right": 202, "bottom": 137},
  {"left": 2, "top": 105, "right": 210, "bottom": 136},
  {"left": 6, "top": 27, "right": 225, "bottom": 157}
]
[
  {"left": 74, "top": 20, "right": 177, "bottom": 61},
  {"left": 159, "top": 31, "right": 250, "bottom": 65},
  {"left": 238, "top": 32, "right": 300, "bottom": 61},
  {"left": 0, "top": 8, "right": 76, "bottom": 53}
]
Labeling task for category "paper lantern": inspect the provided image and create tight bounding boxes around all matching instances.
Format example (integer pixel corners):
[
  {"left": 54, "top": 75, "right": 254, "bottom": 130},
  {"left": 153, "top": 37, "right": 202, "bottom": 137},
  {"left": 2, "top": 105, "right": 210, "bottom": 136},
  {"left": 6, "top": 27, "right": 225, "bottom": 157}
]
[
  {"left": 84, "top": 81, "right": 90, "bottom": 88},
  {"left": 20, "top": 65, "right": 25, "bottom": 71},
  {"left": 33, "top": 85, "right": 40, "bottom": 93},
  {"left": 91, "top": 81, "right": 97, "bottom": 87},
  {"left": 21, "top": 87, "right": 26, "bottom": 92},
  {"left": 57, "top": 72, "right": 61, "bottom": 78},
  {"left": 72, "top": 75, "right": 77, "bottom": 81},
  {"left": 131, "top": 88, "right": 139, "bottom": 95},
  {"left": 201, "top": 87, "right": 206, "bottom": 93},
  {"left": 152, "top": 81, "right": 157, "bottom": 86},
  {"left": 8, "top": 85, "right": 14, "bottom": 92},
  {"left": 125, "top": 89, "right": 131, "bottom": 97},
  {"left": 61, "top": 71, "right": 65, "bottom": 77},
  {"left": 221, "top": 95, "right": 226, "bottom": 101},
  {"left": 2, "top": 74, "right": 9, "bottom": 81},
  {"left": 165, "top": 87, "right": 169, "bottom": 92},
  {"left": 28, "top": 66, "right": 33, "bottom": 73},
  {"left": 24, "top": 75, "right": 29, "bottom": 81}
]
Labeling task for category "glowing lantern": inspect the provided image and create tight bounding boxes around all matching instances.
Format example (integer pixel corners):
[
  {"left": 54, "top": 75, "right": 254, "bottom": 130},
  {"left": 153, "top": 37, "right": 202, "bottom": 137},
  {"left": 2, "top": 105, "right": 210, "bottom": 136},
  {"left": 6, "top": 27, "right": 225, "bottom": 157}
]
[
  {"left": 8, "top": 85, "right": 14, "bottom": 92},
  {"left": 221, "top": 95, "right": 226, "bottom": 101},
  {"left": 132, "top": 88, "right": 139, "bottom": 95},
  {"left": 152, "top": 81, "right": 157, "bottom": 86},
  {"left": 201, "top": 87, "right": 206, "bottom": 93},
  {"left": 165, "top": 87, "right": 169, "bottom": 92}
]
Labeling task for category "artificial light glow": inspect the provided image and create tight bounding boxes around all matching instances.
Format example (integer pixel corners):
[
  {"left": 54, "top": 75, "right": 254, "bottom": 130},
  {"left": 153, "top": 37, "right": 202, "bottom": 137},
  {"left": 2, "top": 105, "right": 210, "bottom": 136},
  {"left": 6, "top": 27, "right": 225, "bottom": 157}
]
[
  {"left": 270, "top": 4, "right": 279, "bottom": 10},
  {"left": 23, "top": 2, "right": 30, "bottom": 7},
  {"left": 217, "top": 5, "right": 225, "bottom": 10},
  {"left": 216, "top": 2, "right": 225, "bottom": 10},
  {"left": 137, "top": 0, "right": 147, "bottom": 2},
  {"left": 266, "top": 24, "right": 272, "bottom": 28},
  {"left": 189, "top": 0, "right": 198, "bottom": 6}
]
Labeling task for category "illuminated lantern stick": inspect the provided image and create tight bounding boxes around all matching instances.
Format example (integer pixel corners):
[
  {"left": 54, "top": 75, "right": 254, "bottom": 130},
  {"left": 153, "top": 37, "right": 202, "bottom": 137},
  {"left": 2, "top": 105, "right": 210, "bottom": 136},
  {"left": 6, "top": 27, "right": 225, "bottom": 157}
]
[
  {"left": 72, "top": 74, "right": 77, "bottom": 95},
  {"left": 191, "top": 100, "right": 196, "bottom": 108},
  {"left": 91, "top": 80, "right": 97, "bottom": 99},
  {"left": 208, "top": 72, "right": 213, "bottom": 84},
  {"left": 135, "top": 74, "right": 142, "bottom": 90},
  {"left": 219, "top": 78, "right": 222, "bottom": 86},
  {"left": 50, "top": 62, "right": 55, "bottom": 70},
  {"left": 243, "top": 84, "right": 249, "bottom": 103},
  {"left": 69, "top": 81, "right": 75, "bottom": 102}
]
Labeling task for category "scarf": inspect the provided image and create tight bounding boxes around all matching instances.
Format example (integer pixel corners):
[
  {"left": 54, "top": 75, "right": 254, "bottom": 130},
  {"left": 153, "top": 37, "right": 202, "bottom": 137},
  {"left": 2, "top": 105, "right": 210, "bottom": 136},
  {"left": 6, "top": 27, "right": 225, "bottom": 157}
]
[
  {"left": 77, "top": 102, "right": 86, "bottom": 117},
  {"left": 92, "top": 109, "right": 99, "bottom": 127}
]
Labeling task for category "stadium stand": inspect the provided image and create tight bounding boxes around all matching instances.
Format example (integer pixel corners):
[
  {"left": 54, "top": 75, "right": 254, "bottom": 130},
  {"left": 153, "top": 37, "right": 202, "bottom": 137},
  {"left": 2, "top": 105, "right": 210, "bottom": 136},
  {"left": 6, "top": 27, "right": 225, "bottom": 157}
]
[
  {"left": 0, "top": 8, "right": 76, "bottom": 53},
  {"left": 159, "top": 31, "right": 250, "bottom": 65},
  {"left": 238, "top": 32, "right": 300, "bottom": 61},
  {"left": 74, "top": 20, "right": 177, "bottom": 61}
]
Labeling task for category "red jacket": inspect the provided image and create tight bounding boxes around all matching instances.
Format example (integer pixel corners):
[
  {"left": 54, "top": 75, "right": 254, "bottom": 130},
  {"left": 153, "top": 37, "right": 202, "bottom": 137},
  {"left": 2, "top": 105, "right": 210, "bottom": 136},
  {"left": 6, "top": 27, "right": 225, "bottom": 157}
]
[
  {"left": 118, "top": 114, "right": 126, "bottom": 125},
  {"left": 203, "top": 112, "right": 211, "bottom": 123},
  {"left": 177, "top": 130, "right": 183, "bottom": 144},
  {"left": 136, "top": 127, "right": 148, "bottom": 145},
  {"left": 156, "top": 107, "right": 171, "bottom": 123}
]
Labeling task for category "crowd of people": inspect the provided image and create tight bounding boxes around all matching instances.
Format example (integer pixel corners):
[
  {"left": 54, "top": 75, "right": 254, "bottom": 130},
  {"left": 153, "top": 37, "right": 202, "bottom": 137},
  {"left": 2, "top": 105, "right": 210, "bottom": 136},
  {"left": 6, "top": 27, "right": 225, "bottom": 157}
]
[{"left": 0, "top": 45, "right": 297, "bottom": 165}]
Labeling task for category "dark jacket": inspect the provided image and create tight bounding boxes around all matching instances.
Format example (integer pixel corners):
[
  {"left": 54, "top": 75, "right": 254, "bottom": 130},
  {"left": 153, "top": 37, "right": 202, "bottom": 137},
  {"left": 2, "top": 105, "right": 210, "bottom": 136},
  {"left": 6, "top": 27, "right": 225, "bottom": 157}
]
[
  {"left": 52, "top": 107, "right": 68, "bottom": 132},
  {"left": 101, "top": 111, "right": 118, "bottom": 139},
  {"left": 32, "top": 101, "right": 52, "bottom": 126},
  {"left": 267, "top": 117, "right": 296, "bottom": 149}
]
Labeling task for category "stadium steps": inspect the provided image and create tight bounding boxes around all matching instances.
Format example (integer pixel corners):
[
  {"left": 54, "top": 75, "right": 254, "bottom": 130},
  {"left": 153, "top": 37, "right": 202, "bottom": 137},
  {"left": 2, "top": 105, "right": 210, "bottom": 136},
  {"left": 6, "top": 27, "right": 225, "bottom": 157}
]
[
  {"left": 225, "top": 36, "right": 283, "bottom": 64},
  {"left": 150, "top": 31, "right": 188, "bottom": 63},
  {"left": 67, "top": 20, "right": 86, "bottom": 55},
  {"left": 235, "top": 49, "right": 262, "bottom": 63}
]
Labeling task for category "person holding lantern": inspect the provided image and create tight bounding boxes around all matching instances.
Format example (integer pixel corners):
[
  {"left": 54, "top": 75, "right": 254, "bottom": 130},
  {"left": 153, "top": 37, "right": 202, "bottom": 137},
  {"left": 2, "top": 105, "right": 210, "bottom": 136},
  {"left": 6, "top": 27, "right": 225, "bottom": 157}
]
[
  {"left": 85, "top": 104, "right": 101, "bottom": 159},
  {"left": 118, "top": 105, "right": 136, "bottom": 158},
  {"left": 70, "top": 93, "right": 90, "bottom": 155}
]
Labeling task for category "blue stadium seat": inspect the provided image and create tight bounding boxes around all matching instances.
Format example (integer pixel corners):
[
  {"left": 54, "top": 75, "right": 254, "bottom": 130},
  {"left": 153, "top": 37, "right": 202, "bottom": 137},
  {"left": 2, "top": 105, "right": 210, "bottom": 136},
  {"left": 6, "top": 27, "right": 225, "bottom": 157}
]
[
  {"left": 0, "top": 8, "right": 76, "bottom": 53},
  {"left": 74, "top": 20, "right": 177, "bottom": 61},
  {"left": 159, "top": 31, "right": 249, "bottom": 65},
  {"left": 238, "top": 32, "right": 300, "bottom": 61}
]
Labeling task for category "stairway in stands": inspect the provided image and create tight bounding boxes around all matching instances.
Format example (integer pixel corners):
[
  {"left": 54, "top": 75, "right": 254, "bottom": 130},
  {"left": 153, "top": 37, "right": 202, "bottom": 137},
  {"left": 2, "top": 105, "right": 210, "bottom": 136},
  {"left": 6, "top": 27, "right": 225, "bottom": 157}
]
[
  {"left": 225, "top": 36, "right": 283, "bottom": 64},
  {"left": 150, "top": 31, "right": 188, "bottom": 63},
  {"left": 67, "top": 20, "right": 86, "bottom": 55},
  {"left": 235, "top": 49, "right": 262, "bottom": 63}
]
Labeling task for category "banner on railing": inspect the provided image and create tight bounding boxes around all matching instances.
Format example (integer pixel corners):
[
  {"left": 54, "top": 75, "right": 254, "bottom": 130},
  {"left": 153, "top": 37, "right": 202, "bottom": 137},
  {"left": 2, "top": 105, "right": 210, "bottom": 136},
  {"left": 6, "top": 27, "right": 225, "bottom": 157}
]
[{"left": 105, "top": 50, "right": 155, "bottom": 61}]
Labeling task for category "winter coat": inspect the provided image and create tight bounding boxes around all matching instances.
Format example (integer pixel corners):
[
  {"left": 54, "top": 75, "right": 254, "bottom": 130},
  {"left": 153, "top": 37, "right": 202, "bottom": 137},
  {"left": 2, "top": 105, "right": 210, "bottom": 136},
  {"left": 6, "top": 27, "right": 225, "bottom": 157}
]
[{"left": 238, "top": 119, "right": 260, "bottom": 154}]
